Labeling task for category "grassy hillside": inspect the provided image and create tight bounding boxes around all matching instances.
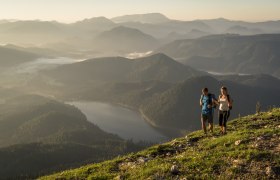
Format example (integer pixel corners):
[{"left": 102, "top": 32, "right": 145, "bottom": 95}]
[{"left": 41, "top": 108, "right": 280, "bottom": 179}]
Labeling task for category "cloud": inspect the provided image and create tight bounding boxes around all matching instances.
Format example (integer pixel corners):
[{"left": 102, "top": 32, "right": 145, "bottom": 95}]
[{"left": 125, "top": 51, "right": 153, "bottom": 59}]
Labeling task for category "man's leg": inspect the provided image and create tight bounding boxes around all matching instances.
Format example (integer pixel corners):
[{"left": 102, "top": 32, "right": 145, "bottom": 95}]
[
  {"left": 208, "top": 114, "right": 214, "bottom": 133},
  {"left": 201, "top": 114, "right": 207, "bottom": 134}
]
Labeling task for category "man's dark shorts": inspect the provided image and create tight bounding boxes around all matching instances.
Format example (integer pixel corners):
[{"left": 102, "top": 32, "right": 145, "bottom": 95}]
[{"left": 201, "top": 113, "right": 213, "bottom": 123}]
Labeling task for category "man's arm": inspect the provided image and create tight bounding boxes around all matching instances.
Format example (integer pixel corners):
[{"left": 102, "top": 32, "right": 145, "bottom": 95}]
[
  {"left": 212, "top": 95, "right": 219, "bottom": 105},
  {"left": 213, "top": 98, "right": 219, "bottom": 105}
]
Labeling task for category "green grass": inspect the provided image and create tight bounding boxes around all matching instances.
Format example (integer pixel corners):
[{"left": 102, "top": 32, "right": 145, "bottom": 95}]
[{"left": 40, "top": 108, "right": 280, "bottom": 180}]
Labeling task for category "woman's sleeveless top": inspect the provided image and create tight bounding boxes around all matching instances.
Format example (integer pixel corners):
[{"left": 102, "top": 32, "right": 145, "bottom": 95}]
[{"left": 219, "top": 96, "right": 229, "bottom": 111}]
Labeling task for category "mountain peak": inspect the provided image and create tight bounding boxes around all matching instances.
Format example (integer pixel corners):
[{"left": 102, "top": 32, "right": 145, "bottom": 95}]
[
  {"left": 93, "top": 26, "right": 158, "bottom": 52},
  {"left": 218, "top": 17, "right": 228, "bottom": 20},
  {"left": 138, "top": 53, "right": 176, "bottom": 63},
  {"left": 75, "top": 16, "right": 114, "bottom": 24},
  {"left": 98, "top": 26, "right": 155, "bottom": 39},
  {"left": 111, "top": 13, "right": 170, "bottom": 24},
  {"left": 97, "top": 25, "right": 157, "bottom": 41},
  {"left": 148, "top": 52, "right": 171, "bottom": 58},
  {"left": 111, "top": 25, "right": 134, "bottom": 31}
]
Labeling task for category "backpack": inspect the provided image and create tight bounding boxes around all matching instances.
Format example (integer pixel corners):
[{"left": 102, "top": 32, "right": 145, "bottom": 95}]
[
  {"left": 227, "top": 95, "right": 233, "bottom": 110},
  {"left": 201, "top": 93, "right": 216, "bottom": 109}
]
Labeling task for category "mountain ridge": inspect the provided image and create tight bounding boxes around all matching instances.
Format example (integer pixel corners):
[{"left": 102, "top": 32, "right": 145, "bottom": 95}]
[
  {"left": 156, "top": 34, "right": 280, "bottom": 78},
  {"left": 92, "top": 26, "right": 159, "bottom": 52},
  {"left": 43, "top": 53, "right": 203, "bottom": 85},
  {"left": 111, "top": 13, "right": 170, "bottom": 24},
  {"left": 0, "top": 46, "right": 40, "bottom": 67}
]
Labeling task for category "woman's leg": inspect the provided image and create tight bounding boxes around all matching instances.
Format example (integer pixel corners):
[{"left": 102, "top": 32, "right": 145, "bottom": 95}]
[
  {"left": 218, "top": 111, "right": 223, "bottom": 134},
  {"left": 223, "top": 111, "right": 228, "bottom": 134},
  {"left": 227, "top": 110, "right": 230, "bottom": 119},
  {"left": 224, "top": 111, "right": 230, "bottom": 133}
]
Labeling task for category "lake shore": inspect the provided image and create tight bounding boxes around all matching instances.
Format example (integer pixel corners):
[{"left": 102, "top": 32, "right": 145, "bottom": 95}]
[{"left": 66, "top": 101, "right": 169, "bottom": 143}]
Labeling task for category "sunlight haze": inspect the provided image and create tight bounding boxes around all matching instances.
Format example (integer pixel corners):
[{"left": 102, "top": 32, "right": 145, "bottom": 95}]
[{"left": 0, "top": 0, "right": 279, "bottom": 22}]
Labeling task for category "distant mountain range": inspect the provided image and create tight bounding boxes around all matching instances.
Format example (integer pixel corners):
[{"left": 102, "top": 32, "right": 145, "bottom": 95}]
[
  {"left": 198, "top": 18, "right": 280, "bottom": 34},
  {"left": 3, "top": 44, "right": 66, "bottom": 58},
  {"left": 0, "top": 46, "right": 40, "bottom": 67},
  {"left": 156, "top": 34, "right": 280, "bottom": 78},
  {"left": 0, "top": 13, "right": 280, "bottom": 58},
  {"left": 118, "top": 19, "right": 213, "bottom": 39},
  {"left": 92, "top": 26, "right": 159, "bottom": 53},
  {"left": 72, "top": 16, "right": 116, "bottom": 32},
  {"left": 111, "top": 13, "right": 170, "bottom": 24},
  {"left": 0, "top": 20, "right": 67, "bottom": 45},
  {"left": 163, "top": 29, "right": 210, "bottom": 43},
  {"left": 224, "top": 25, "right": 263, "bottom": 35},
  {"left": 213, "top": 73, "right": 280, "bottom": 90}
]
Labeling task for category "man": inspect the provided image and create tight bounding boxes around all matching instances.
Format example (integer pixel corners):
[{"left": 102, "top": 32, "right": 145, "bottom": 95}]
[{"left": 200, "top": 88, "right": 218, "bottom": 135}]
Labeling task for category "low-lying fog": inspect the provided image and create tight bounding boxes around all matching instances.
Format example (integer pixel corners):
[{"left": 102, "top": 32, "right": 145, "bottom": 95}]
[{"left": 14, "top": 57, "right": 84, "bottom": 73}]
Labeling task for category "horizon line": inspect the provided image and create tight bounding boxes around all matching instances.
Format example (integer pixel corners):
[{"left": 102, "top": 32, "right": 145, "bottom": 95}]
[{"left": 1, "top": 12, "right": 279, "bottom": 24}]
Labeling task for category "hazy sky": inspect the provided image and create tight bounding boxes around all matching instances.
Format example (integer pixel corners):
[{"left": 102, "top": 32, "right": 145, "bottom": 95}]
[{"left": 0, "top": 0, "right": 280, "bottom": 22}]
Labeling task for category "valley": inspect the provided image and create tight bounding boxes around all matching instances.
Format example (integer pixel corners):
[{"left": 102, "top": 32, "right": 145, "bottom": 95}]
[{"left": 0, "top": 10, "right": 279, "bottom": 179}]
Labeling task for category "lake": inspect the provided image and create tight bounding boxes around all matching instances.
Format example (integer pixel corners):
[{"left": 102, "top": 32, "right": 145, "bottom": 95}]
[{"left": 68, "top": 101, "right": 168, "bottom": 143}]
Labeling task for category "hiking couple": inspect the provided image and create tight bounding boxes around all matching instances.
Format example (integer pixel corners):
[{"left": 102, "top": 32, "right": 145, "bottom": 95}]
[{"left": 200, "top": 86, "right": 233, "bottom": 135}]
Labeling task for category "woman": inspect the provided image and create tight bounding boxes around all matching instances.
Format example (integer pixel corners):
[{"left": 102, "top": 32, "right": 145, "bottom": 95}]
[{"left": 218, "top": 86, "right": 233, "bottom": 135}]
